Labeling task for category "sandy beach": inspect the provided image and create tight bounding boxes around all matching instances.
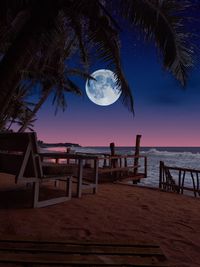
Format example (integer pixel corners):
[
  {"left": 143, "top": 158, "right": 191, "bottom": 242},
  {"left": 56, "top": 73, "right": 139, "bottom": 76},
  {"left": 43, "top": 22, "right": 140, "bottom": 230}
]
[{"left": 0, "top": 173, "right": 200, "bottom": 267}]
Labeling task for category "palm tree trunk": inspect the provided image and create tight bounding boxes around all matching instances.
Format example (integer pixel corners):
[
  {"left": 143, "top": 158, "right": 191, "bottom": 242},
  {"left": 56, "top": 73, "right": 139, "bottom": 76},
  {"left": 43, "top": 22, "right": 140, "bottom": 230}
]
[{"left": 18, "top": 85, "right": 52, "bottom": 132}]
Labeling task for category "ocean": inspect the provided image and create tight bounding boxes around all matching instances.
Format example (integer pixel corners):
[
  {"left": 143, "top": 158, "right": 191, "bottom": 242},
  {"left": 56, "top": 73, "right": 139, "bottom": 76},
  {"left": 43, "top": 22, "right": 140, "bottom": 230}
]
[{"left": 44, "top": 146, "right": 200, "bottom": 190}]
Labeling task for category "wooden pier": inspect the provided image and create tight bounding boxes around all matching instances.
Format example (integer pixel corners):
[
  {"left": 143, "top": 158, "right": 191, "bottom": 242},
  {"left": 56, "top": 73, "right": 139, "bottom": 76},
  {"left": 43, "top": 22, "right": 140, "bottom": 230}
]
[
  {"left": 41, "top": 135, "right": 147, "bottom": 184},
  {"left": 72, "top": 135, "right": 147, "bottom": 184},
  {"left": 42, "top": 135, "right": 147, "bottom": 184}
]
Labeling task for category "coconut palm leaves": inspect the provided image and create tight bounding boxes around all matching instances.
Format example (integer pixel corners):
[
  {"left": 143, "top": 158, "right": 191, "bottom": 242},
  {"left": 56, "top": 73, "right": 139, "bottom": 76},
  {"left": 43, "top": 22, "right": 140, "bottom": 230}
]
[
  {"left": 0, "top": 0, "right": 64, "bottom": 123},
  {"left": 18, "top": 47, "right": 93, "bottom": 131},
  {"left": 0, "top": 0, "right": 197, "bottom": 130},
  {"left": 119, "top": 0, "right": 195, "bottom": 86},
  {"left": 65, "top": 0, "right": 134, "bottom": 110},
  {"left": 5, "top": 85, "right": 35, "bottom": 131}
]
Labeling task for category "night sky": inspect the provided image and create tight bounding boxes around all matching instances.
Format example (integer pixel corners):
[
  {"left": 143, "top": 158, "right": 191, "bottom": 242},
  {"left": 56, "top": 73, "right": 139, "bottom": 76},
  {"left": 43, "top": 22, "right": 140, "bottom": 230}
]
[{"left": 33, "top": 17, "right": 200, "bottom": 147}]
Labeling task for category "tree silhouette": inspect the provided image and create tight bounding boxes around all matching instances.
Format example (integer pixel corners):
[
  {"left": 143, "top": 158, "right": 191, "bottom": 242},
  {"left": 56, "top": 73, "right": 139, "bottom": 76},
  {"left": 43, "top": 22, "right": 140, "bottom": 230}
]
[{"left": 0, "top": 0, "right": 196, "bottom": 130}]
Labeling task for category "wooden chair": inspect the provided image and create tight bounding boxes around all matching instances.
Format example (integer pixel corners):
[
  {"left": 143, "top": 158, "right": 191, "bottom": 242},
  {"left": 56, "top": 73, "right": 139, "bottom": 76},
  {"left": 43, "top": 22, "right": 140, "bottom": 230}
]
[{"left": 0, "top": 132, "right": 72, "bottom": 208}]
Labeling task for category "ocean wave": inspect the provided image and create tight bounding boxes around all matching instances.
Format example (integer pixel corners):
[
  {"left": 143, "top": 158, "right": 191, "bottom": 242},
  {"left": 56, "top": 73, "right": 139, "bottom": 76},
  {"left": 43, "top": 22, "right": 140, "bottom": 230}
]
[{"left": 143, "top": 148, "right": 200, "bottom": 159}]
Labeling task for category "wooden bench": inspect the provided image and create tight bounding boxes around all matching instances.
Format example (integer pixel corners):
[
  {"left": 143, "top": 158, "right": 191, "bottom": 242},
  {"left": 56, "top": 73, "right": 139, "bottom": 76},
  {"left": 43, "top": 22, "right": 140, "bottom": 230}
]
[
  {"left": 0, "top": 132, "right": 72, "bottom": 208},
  {"left": 0, "top": 239, "right": 169, "bottom": 266}
]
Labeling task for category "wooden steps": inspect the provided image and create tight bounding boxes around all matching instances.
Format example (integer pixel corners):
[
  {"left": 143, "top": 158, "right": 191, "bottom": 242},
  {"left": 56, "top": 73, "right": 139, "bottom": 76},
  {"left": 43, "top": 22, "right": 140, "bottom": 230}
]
[{"left": 0, "top": 240, "right": 169, "bottom": 266}]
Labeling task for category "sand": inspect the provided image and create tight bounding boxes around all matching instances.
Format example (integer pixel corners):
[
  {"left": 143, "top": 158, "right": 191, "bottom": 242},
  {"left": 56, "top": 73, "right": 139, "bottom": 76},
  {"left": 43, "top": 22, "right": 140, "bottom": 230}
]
[{"left": 0, "top": 173, "right": 200, "bottom": 267}]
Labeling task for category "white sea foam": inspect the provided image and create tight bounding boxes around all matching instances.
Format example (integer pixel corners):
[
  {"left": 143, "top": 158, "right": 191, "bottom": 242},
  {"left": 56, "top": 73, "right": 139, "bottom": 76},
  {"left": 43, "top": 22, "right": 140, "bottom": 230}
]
[
  {"left": 143, "top": 148, "right": 200, "bottom": 159},
  {"left": 139, "top": 148, "right": 200, "bottom": 190}
]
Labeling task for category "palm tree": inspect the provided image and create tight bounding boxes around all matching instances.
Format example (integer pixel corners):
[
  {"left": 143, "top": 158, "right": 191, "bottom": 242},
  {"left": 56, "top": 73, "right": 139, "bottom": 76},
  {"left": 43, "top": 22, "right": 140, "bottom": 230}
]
[
  {"left": 17, "top": 67, "right": 94, "bottom": 132},
  {"left": 12, "top": 112, "right": 36, "bottom": 132},
  {"left": 0, "top": 0, "right": 133, "bottom": 127},
  {"left": 5, "top": 85, "right": 35, "bottom": 131},
  {"left": 0, "top": 0, "right": 196, "bottom": 130},
  {"left": 17, "top": 21, "right": 94, "bottom": 132}
]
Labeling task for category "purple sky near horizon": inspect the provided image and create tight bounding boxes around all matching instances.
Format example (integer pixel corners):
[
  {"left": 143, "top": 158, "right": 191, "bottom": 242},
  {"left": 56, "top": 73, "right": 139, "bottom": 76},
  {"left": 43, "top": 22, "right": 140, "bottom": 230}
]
[{"left": 32, "top": 24, "right": 200, "bottom": 147}]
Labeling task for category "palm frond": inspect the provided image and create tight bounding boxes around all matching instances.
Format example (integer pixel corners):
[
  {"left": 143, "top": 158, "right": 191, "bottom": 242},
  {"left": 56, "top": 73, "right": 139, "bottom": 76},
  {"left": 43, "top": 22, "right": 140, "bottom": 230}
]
[
  {"left": 52, "top": 85, "right": 67, "bottom": 114},
  {"left": 83, "top": 1, "right": 134, "bottom": 111},
  {"left": 67, "top": 15, "right": 89, "bottom": 66},
  {"left": 65, "top": 68, "right": 95, "bottom": 81},
  {"left": 120, "top": 0, "right": 195, "bottom": 86},
  {"left": 64, "top": 78, "right": 82, "bottom": 95}
]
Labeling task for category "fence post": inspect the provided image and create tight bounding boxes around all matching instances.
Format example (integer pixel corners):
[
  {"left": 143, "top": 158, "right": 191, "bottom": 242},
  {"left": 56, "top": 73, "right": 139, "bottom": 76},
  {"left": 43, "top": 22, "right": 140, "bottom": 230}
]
[
  {"left": 144, "top": 156, "right": 147, "bottom": 178},
  {"left": 159, "top": 161, "right": 164, "bottom": 189}
]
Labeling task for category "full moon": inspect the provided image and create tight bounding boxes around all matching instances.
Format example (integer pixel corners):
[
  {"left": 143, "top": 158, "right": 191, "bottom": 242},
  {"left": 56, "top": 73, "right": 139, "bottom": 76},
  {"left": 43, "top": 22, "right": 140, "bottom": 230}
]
[{"left": 85, "top": 69, "right": 121, "bottom": 106}]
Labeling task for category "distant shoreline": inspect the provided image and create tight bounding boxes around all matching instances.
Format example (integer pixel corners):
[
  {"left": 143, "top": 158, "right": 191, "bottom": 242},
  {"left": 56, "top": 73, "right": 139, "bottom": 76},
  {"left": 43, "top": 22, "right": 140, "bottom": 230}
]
[{"left": 39, "top": 142, "right": 81, "bottom": 148}]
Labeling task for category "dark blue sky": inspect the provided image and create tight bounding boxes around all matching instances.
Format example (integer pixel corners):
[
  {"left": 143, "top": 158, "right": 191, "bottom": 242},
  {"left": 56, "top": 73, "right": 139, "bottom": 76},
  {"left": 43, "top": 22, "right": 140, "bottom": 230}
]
[{"left": 33, "top": 9, "right": 200, "bottom": 147}]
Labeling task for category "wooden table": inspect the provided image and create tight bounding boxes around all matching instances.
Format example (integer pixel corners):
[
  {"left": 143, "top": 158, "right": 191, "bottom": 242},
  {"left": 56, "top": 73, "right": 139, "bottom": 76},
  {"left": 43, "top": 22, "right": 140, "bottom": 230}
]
[{"left": 39, "top": 152, "right": 99, "bottom": 198}]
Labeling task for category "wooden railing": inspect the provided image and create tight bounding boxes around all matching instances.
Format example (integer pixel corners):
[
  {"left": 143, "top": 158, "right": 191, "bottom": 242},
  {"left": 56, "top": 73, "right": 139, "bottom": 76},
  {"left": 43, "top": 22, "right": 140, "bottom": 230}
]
[
  {"left": 73, "top": 152, "right": 147, "bottom": 182},
  {"left": 40, "top": 135, "right": 147, "bottom": 183},
  {"left": 98, "top": 154, "right": 147, "bottom": 177},
  {"left": 159, "top": 161, "right": 200, "bottom": 197}
]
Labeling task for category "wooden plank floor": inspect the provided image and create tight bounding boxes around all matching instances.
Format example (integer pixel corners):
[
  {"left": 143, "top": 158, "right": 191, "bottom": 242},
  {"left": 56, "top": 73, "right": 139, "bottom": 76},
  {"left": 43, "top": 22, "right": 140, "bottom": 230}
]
[{"left": 0, "top": 240, "right": 169, "bottom": 266}]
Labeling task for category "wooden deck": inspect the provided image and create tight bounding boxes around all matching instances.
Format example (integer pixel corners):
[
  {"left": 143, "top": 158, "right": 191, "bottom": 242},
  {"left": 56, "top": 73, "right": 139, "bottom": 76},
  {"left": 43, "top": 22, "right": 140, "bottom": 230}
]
[
  {"left": 42, "top": 153, "right": 147, "bottom": 184},
  {"left": 83, "top": 154, "right": 147, "bottom": 183},
  {"left": 41, "top": 135, "right": 147, "bottom": 184},
  {"left": 0, "top": 239, "right": 169, "bottom": 266}
]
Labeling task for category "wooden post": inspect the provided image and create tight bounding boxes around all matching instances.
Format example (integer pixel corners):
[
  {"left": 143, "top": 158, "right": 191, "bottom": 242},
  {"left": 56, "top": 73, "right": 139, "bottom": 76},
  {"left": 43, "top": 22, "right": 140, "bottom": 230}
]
[
  {"left": 133, "top": 135, "right": 141, "bottom": 176},
  {"left": 103, "top": 155, "right": 107, "bottom": 168},
  {"left": 110, "top": 142, "right": 119, "bottom": 180},
  {"left": 93, "top": 159, "right": 99, "bottom": 194},
  {"left": 110, "top": 142, "right": 115, "bottom": 156},
  {"left": 66, "top": 147, "right": 71, "bottom": 164},
  {"left": 124, "top": 157, "right": 127, "bottom": 167},
  {"left": 77, "top": 159, "right": 83, "bottom": 198},
  {"left": 159, "top": 161, "right": 164, "bottom": 189},
  {"left": 110, "top": 142, "right": 117, "bottom": 168},
  {"left": 144, "top": 156, "right": 147, "bottom": 178}
]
